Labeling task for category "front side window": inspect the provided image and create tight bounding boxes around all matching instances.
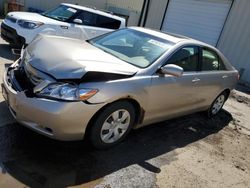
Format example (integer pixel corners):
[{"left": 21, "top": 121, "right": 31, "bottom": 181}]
[
  {"left": 75, "top": 11, "right": 97, "bottom": 26},
  {"left": 166, "top": 46, "right": 199, "bottom": 72},
  {"left": 202, "top": 48, "right": 226, "bottom": 71},
  {"left": 89, "top": 29, "right": 174, "bottom": 68},
  {"left": 42, "top": 5, "right": 78, "bottom": 21}
]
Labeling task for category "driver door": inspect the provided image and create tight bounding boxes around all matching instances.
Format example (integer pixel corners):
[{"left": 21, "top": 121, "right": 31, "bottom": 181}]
[{"left": 147, "top": 46, "right": 203, "bottom": 122}]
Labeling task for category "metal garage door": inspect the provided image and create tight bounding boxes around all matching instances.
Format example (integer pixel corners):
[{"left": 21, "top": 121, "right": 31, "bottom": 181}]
[{"left": 161, "top": 0, "right": 232, "bottom": 46}]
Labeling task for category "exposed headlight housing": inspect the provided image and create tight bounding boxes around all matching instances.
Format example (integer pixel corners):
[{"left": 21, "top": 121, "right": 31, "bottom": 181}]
[
  {"left": 17, "top": 20, "right": 44, "bottom": 29},
  {"left": 36, "top": 83, "right": 98, "bottom": 101}
]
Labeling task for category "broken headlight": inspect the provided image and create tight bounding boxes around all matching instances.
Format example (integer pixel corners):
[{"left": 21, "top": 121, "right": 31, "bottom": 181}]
[{"left": 37, "top": 83, "right": 98, "bottom": 101}]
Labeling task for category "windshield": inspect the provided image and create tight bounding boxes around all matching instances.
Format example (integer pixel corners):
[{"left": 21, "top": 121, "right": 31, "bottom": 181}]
[
  {"left": 89, "top": 29, "right": 174, "bottom": 68},
  {"left": 42, "top": 5, "right": 78, "bottom": 21}
]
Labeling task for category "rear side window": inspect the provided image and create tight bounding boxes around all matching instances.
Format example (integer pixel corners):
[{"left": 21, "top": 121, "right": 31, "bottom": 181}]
[
  {"left": 202, "top": 48, "right": 226, "bottom": 71},
  {"left": 166, "top": 46, "right": 199, "bottom": 72},
  {"left": 97, "top": 15, "right": 121, "bottom": 29}
]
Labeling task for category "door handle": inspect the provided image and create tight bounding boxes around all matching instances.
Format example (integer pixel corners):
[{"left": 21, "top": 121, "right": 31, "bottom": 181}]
[
  {"left": 60, "top": 25, "right": 68, "bottom": 29},
  {"left": 222, "top": 75, "right": 228, "bottom": 79},
  {"left": 192, "top": 78, "right": 200, "bottom": 83},
  {"left": 91, "top": 30, "right": 96, "bottom": 34}
]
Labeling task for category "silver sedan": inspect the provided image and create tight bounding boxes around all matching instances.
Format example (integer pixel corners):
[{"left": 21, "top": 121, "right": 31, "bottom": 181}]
[{"left": 2, "top": 27, "right": 238, "bottom": 149}]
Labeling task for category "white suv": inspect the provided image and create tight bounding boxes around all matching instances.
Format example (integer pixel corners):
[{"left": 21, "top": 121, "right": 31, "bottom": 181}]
[{"left": 1, "top": 3, "right": 126, "bottom": 47}]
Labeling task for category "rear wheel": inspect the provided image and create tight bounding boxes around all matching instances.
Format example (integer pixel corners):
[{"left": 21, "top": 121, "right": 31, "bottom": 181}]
[
  {"left": 208, "top": 92, "right": 227, "bottom": 117},
  {"left": 89, "top": 101, "right": 135, "bottom": 149}
]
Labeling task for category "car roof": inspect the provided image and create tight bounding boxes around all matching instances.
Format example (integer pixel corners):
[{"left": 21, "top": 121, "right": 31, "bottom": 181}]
[
  {"left": 131, "top": 27, "right": 216, "bottom": 49},
  {"left": 131, "top": 27, "right": 190, "bottom": 44},
  {"left": 62, "top": 3, "right": 125, "bottom": 22}
]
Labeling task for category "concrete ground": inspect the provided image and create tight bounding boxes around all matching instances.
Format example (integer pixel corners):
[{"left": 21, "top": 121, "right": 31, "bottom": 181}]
[{"left": 0, "top": 31, "right": 250, "bottom": 188}]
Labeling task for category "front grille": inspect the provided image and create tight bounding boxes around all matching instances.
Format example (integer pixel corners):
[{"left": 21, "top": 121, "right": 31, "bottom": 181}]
[
  {"left": 1, "top": 22, "right": 16, "bottom": 43},
  {"left": 12, "top": 68, "right": 36, "bottom": 97},
  {"left": 13, "top": 68, "right": 35, "bottom": 91},
  {"left": 1, "top": 22, "right": 25, "bottom": 46},
  {"left": 7, "top": 63, "right": 43, "bottom": 98},
  {"left": 5, "top": 15, "right": 17, "bottom": 23}
]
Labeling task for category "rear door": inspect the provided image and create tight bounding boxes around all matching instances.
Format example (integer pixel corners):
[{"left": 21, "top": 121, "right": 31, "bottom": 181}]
[
  {"left": 147, "top": 46, "right": 203, "bottom": 121},
  {"left": 194, "top": 47, "right": 229, "bottom": 106}
]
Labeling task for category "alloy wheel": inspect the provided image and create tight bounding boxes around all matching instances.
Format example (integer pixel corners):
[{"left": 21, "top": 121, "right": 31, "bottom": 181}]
[
  {"left": 100, "top": 109, "right": 131, "bottom": 144},
  {"left": 211, "top": 95, "right": 225, "bottom": 115}
]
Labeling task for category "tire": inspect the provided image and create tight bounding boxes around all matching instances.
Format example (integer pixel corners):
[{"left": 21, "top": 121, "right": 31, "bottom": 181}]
[
  {"left": 207, "top": 92, "right": 228, "bottom": 118},
  {"left": 89, "top": 101, "right": 136, "bottom": 149}
]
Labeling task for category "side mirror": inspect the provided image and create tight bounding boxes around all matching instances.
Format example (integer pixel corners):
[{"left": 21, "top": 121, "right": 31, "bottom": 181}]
[
  {"left": 160, "top": 64, "right": 183, "bottom": 77},
  {"left": 73, "top": 19, "right": 83, "bottom": 24}
]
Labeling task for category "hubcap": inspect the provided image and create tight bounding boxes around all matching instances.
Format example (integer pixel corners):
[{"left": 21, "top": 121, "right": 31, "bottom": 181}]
[
  {"left": 212, "top": 95, "right": 225, "bottom": 115},
  {"left": 100, "top": 109, "right": 131, "bottom": 144}
]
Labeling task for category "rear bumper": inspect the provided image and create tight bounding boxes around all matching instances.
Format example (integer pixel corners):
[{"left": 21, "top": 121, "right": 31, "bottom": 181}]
[
  {"left": 1, "top": 22, "right": 25, "bottom": 47},
  {"left": 1, "top": 61, "right": 105, "bottom": 141}
]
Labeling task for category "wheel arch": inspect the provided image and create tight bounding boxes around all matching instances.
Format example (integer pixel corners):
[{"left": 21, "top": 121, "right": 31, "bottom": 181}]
[
  {"left": 222, "top": 88, "right": 231, "bottom": 100},
  {"left": 84, "top": 97, "right": 144, "bottom": 139}
]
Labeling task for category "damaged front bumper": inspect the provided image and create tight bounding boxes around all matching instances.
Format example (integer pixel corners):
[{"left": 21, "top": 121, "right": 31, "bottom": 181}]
[{"left": 1, "top": 60, "right": 105, "bottom": 141}]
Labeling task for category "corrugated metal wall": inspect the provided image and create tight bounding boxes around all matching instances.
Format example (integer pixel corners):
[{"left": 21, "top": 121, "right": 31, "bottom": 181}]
[
  {"left": 24, "top": 0, "right": 106, "bottom": 11},
  {"left": 217, "top": 0, "right": 250, "bottom": 82},
  {"left": 106, "top": 0, "right": 144, "bottom": 26},
  {"left": 161, "top": 0, "right": 232, "bottom": 46},
  {"left": 145, "top": 0, "right": 169, "bottom": 29}
]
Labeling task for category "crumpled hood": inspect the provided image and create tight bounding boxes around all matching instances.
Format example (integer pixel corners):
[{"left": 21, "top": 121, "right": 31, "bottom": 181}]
[
  {"left": 7, "top": 12, "right": 65, "bottom": 25},
  {"left": 25, "top": 35, "right": 139, "bottom": 79}
]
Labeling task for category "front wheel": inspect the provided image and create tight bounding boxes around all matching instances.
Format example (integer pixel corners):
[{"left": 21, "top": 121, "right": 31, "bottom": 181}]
[
  {"left": 89, "top": 101, "right": 136, "bottom": 149},
  {"left": 208, "top": 92, "right": 227, "bottom": 117}
]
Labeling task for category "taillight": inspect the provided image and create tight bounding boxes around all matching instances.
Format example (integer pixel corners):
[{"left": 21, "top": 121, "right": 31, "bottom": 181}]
[{"left": 237, "top": 72, "right": 240, "bottom": 80}]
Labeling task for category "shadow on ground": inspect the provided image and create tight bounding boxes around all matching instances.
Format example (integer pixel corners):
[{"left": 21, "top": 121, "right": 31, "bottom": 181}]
[
  {"left": 0, "top": 109, "right": 233, "bottom": 188},
  {"left": 0, "top": 101, "right": 14, "bottom": 127},
  {"left": 236, "top": 84, "right": 250, "bottom": 95}
]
